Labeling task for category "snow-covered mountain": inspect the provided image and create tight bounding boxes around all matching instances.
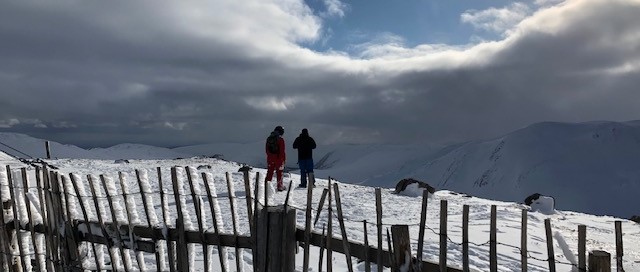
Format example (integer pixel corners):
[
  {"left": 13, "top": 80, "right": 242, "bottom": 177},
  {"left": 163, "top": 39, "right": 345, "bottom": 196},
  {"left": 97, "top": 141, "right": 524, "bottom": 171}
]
[
  {"left": 2, "top": 120, "right": 639, "bottom": 217},
  {"left": 370, "top": 121, "right": 640, "bottom": 218}
]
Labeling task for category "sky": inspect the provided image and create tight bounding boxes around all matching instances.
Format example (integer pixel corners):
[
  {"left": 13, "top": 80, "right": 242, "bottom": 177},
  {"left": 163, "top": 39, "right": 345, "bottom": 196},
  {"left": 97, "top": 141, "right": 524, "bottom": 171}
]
[{"left": 1, "top": 0, "right": 640, "bottom": 148}]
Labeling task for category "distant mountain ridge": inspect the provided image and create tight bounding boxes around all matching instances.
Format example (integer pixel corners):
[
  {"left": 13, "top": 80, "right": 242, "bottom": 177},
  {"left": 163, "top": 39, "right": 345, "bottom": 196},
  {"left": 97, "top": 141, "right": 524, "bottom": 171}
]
[{"left": 2, "top": 120, "right": 639, "bottom": 217}]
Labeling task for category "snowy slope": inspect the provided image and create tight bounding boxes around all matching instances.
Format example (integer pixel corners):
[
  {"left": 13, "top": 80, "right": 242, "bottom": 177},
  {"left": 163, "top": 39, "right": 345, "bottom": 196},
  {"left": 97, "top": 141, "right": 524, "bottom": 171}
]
[
  {"left": 376, "top": 121, "right": 640, "bottom": 218},
  {"left": 88, "top": 143, "right": 187, "bottom": 160},
  {"left": 34, "top": 158, "right": 640, "bottom": 272}
]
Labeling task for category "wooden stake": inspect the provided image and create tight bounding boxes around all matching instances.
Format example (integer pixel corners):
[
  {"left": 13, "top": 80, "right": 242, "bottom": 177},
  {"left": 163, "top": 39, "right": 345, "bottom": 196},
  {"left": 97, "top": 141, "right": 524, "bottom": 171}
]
[
  {"left": 170, "top": 167, "right": 189, "bottom": 272},
  {"left": 313, "top": 188, "right": 329, "bottom": 227},
  {"left": 578, "top": 225, "right": 586, "bottom": 272},
  {"left": 391, "top": 225, "right": 413, "bottom": 272},
  {"left": 333, "top": 183, "right": 354, "bottom": 271},
  {"left": 68, "top": 173, "right": 100, "bottom": 271},
  {"left": 21, "top": 168, "right": 42, "bottom": 272},
  {"left": 201, "top": 172, "right": 227, "bottom": 272},
  {"left": 100, "top": 174, "right": 131, "bottom": 272},
  {"left": 521, "top": 209, "right": 528, "bottom": 272},
  {"left": 589, "top": 250, "right": 611, "bottom": 272},
  {"left": 36, "top": 166, "right": 54, "bottom": 272},
  {"left": 417, "top": 189, "right": 429, "bottom": 268},
  {"left": 184, "top": 167, "right": 209, "bottom": 272},
  {"left": 135, "top": 169, "right": 162, "bottom": 271},
  {"left": 45, "top": 141, "right": 51, "bottom": 159},
  {"left": 225, "top": 172, "right": 242, "bottom": 272},
  {"left": 544, "top": 219, "right": 556, "bottom": 272},
  {"left": 615, "top": 221, "right": 623, "bottom": 272},
  {"left": 303, "top": 171, "right": 314, "bottom": 271},
  {"left": 157, "top": 167, "right": 176, "bottom": 272},
  {"left": 462, "top": 205, "right": 469, "bottom": 272},
  {"left": 490, "top": 205, "right": 497, "bottom": 272},
  {"left": 375, "top": 188, "right": 383, "bottom": 272},
  {"left": 327, "top": 177, "right": 333, "bottom": 272},
  {"left": 118, "top": 172, "right": 145, "bottom": 271},
  {"left": 6, "top": 166, "right": 29, "bottom": 272},
  {"left": 439, "top": 200, "right": 447, "bottom": 272},
  {"left": 319, "top": 224, "right": 326, "bottom": 272},
  {"left": 364, "top": 220, "right": 371, "bottom": 272},
  {"left": 87, "top": 175, "right": 118, "bottom": 271}
]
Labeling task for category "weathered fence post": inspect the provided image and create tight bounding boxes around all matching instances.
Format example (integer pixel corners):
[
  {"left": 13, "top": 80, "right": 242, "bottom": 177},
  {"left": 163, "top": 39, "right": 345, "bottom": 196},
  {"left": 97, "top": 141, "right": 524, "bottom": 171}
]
[
  {"left": 390, "top": 225, "right": 416, "bottom": 272},
  {"left": 589, "top": 250, "right": 611, "bottom": 272},
  {"left": 439, "top": 200, "right": 448, "bottom": 272},
  {"left": 45, "top": 141, "right": 51, "bottom": 159},
  {"left": 544, "top": 218, "right": 556, "bottom": 272},
  {"left": 255, "top": 205, "right": 296, "bottom": 272},
  {"left": 490, "top": 205, "right": 497, "bottom": 272},
  {"left": 521, "top": 209, "right": 528, "bottom": 272},
  {"left": 579, "top": 225, "right": 586, "bottom": 271},
  {"left": 615, "top": 221, "right": 623, "bottom": 272}
]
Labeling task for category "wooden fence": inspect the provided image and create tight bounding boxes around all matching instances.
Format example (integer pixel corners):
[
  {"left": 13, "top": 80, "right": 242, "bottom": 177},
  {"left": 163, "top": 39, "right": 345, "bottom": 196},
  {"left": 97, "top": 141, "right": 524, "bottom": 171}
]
[{"left": 0, "top": 164, "right": 626, "bottom": 271}]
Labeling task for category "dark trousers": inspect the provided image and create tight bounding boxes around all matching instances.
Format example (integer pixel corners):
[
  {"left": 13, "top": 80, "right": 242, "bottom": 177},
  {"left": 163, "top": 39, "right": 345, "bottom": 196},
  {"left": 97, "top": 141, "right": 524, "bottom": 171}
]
[{"left": 298, "top": 159, "right": 314, "bottom": 186}]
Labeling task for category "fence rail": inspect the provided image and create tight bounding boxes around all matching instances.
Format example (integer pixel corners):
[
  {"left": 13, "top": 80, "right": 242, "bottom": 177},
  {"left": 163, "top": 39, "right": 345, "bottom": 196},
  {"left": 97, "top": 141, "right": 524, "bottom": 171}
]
[{"left": 0, "top": 164, "right": 627, "bottom": 272}]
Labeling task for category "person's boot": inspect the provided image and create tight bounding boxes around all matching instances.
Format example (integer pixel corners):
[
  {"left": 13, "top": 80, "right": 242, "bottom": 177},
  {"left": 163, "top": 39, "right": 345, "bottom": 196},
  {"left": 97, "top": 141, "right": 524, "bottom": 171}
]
[{"left": 277, "top": 179, "right": 285, "bottom": 191}]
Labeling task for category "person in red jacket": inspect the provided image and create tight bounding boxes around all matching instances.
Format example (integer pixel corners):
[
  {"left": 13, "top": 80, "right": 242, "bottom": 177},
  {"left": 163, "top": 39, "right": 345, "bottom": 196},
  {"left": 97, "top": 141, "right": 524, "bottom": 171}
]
[{"left": 265, "top": 125, "right": 286, "bottom": 191}]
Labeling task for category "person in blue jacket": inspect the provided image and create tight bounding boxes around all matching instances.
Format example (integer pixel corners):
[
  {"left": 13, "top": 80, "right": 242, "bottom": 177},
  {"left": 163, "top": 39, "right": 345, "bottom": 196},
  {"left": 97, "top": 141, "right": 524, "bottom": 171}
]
[{"left": 293, "top": 128, "right": 316, "bottom": 188}]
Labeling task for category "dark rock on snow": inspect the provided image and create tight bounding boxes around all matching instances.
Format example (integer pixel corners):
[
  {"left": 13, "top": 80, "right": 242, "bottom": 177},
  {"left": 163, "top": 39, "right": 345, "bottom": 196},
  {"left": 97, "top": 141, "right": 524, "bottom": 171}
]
[{"left": 394, "top": 178, "right": 436, "bottom": 194}]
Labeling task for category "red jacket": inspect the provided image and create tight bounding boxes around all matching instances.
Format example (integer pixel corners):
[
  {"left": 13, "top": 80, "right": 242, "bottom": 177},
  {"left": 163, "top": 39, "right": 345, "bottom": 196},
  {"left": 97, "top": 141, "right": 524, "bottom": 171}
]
[{"left": 266, "top": 136, "right": 286, "bottom": 165}]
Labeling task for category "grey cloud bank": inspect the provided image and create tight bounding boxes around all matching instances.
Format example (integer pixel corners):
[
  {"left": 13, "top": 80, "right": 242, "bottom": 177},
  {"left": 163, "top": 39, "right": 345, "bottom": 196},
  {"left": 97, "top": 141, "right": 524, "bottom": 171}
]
[{"left": 1, "top": 0, "right": 639, "bottom": 148}]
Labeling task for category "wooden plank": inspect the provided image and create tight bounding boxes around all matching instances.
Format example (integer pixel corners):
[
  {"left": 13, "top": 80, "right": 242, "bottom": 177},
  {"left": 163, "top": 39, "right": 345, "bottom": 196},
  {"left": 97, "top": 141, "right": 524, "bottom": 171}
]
[
  {"left": 439, "top": 200, "right": 447, "bottom": 272},
  {"left": 417, "top": 190, "right": 429, "bottom": 267},
  {"left": 462, "top": 205, "right": 469, "bottom": 272},
  {"left": 6, "top": 166, "right": 29, "bottom": 272},
  {"left": 21, "top": 168, "right": 41, "bottom": 272},
  {"left": 578, "top": 225, "right": 586, "bottom": 272},
  {"left": 303, "top": 170, "right": 314, "bottom": 272},
  {"left": 284, "top": 180, "right": 293, "bottom": 206},
  {"left": 391, "top": 225, "right": 412, "bottom": 272},
  {"left": 327, "top": 177, "right": 333, "bottom": 272},
  {"left": 45, "top": 141, "right": 51, "bottom": 159},
  {"left": 0, "top": 167, "right": 16, "bottom": 272},
  {"left": 118, "top": 172, "right": 145, "bottom": 271},
  {"left": 319, "top": 224, "right": 326, "bottom": 272},
  {"left": 135, "top": 169, "right": 162, "bottom": 271},
  {"left": 100, "top": 174, "right": 132, "bottom": 272},
  {"left": 68, "top": 173, "right": 100, "bottom": 271},
  {"left": 50, "top": 172, "right": 65, "bottom": 272},
  {"left": 252, "top": 171, "right": 260, "bottom": 269},
  {"left": 364, "top": 220, "right": 371, "bottom": 272},
  {"left": 185, "top": 167, "right": 209, "bottom": 272},
  {"left": 615, "top": 221, "right": 623, "bottom": 272},
  {"left": 544, "top": 219, "right": 556, "bottom": 272},
  {"left": 333, "top": 183, "right": 354, "bottom": 272},
  {"left": 170, "top": 167, "right": 189, "bottom": 272},
  {"left": 35, "top": 166, "right": 54, "bottom": 272},
  {"left": 295, "top": 228, "right": 459, "bottom": 271},
  {"left": 43, "top": 167, "right": 61, "bottom": 272},
  {"left": 225, "top": 172, "right": 242, "bottom": 272},
  {"left": 375, "top": 187, "right": 383, "bottom": 272},
  {"left": 240, "top": 168, "right": 254, "bottom": 234},
  {"left": 313, "top": 188, "right": 329, "bottom": 227},
  {"left": 490, "top": 205, "right": 497, "bottom": 272},
  {"left": 158, "top": 167, "right": 176, "bottom": 272},
  {"left": 5, "top": 220, "right": 254, "bottom": 250},
  {"left": 521, "top": 209, "right": 527, "bottom": 272},
  {"left": 87, "top": 175, "right": 118, "bottom": 271},
  {"left": 201, "top": 172, "right": 227, "bottom": 272}
]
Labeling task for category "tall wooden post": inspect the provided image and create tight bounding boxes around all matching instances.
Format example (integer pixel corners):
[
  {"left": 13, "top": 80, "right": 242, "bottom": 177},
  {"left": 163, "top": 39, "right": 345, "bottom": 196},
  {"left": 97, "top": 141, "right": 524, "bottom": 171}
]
[
  {"left": 255, "top": 205, "right": 296, "bottom": 272},
  {"left": 45, "top": 141, "right": 51, "bottom": 159}
]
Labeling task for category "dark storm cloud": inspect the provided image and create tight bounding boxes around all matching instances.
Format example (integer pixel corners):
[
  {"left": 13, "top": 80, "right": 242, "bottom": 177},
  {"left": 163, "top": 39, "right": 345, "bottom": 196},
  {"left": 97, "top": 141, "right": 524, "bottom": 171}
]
[{"left": 1, "top": 0, "right": 639, "bottom": 147}]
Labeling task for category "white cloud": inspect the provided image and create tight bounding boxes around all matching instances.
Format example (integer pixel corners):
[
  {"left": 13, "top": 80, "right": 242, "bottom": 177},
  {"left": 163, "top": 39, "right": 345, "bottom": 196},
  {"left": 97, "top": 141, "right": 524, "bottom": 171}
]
[
  {"left": 461, "top": 3, "right": 531, "bottom": 34},
  {"left": 322, "top": 0, "right": 347, "bottom": 18}
]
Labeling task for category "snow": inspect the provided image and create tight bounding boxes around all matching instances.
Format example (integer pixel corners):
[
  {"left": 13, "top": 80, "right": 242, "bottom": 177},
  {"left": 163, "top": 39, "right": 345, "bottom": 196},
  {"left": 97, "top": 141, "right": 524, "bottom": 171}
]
[
  {"left": 0, "top": 157, "right": 630, "bottom": 272},
  {"left": 530, "top": 196, "right": 555, "bottom": 215}
]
